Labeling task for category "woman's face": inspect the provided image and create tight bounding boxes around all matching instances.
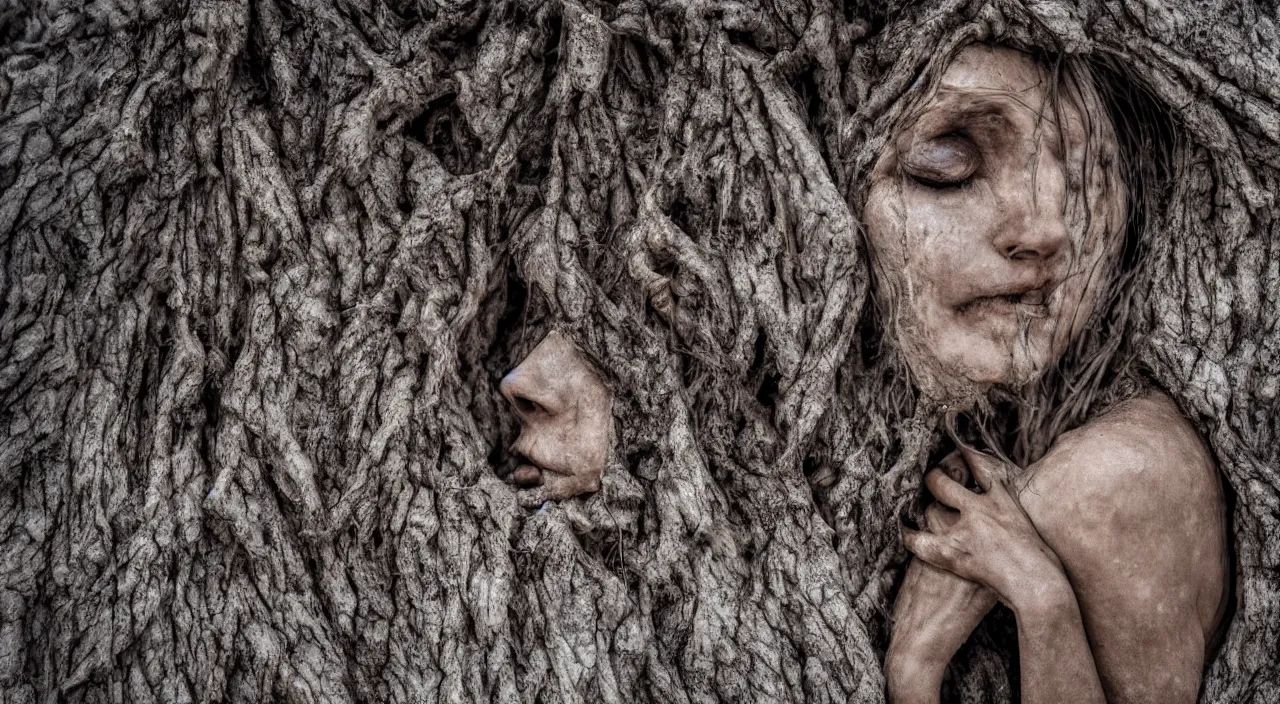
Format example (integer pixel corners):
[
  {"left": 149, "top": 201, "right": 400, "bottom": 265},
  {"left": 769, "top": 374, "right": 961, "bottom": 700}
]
[
  {"left": 500, "top": 331, "right": 613, "bottom": 500},
  {"left": 864, "top": 45, "right": 1126, "bottom": 397}
]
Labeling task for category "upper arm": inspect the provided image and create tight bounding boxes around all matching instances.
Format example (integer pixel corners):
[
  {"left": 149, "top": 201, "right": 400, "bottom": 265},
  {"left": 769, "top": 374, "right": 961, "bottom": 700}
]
[{"left": 1018, "top": 395, "right": 1228, "bottom": 704}]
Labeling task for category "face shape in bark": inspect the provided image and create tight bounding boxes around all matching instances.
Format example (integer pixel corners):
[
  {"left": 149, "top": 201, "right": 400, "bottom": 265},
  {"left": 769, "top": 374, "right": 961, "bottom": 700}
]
[
  {"left": 500, "top": 330, "right": 613, "bottom": 500},
  {"left": 864, "top": 45, "right": 1127, "bottom": 398}
]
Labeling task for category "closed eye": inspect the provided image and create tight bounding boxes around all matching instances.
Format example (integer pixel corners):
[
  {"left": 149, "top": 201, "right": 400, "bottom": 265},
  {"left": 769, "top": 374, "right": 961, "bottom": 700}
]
[{"left": 900, "top": 134, "right": 981, "bottom": 189}]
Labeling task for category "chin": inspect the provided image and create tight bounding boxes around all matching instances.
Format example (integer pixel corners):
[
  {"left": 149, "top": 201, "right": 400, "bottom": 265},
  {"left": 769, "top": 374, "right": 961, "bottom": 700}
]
[
  {"left": 900, "top": 318, "right": 1061, "bottom": 399},
  {"left": 917, "top": 345, "right": 1051, "bottom": 399},
  {"left": 971, "top": 351, "right": 1050, "bottom": 389}
]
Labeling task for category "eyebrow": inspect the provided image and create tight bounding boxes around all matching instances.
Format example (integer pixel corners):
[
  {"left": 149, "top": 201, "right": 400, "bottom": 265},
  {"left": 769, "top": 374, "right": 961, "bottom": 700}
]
[{"left": 916, "top": 89, "right": 1065, "bottom": 137}]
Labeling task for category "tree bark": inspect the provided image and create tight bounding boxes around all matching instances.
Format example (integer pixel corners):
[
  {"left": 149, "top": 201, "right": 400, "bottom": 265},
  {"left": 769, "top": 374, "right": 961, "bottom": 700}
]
[{"left": 1, "top": 0, "right": 1278, "bottom": 702}]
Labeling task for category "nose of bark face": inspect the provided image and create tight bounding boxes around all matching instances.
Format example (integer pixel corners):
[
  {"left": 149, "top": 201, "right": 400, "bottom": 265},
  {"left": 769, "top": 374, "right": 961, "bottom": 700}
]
[
  {"left": 500, "top": 331, "right": 577, "bottom": 420},
  {"left": 500, "top": 366, "right": 554, "bottom": 420}
]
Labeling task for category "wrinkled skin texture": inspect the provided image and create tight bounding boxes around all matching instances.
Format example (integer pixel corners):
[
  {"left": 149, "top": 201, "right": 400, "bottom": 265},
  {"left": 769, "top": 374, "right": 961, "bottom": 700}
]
[
  {"left": 500, "top": 331, "right": 613, "bottom": 501},
  {"left": 864, "top": 45, "right": 1126, "bottom": 398}
]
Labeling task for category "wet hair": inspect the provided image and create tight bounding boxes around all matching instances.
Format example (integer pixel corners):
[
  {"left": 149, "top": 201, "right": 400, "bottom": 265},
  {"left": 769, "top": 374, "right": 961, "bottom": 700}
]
[
  {"left": 989, "top": 51, "right": 1176, "bottom": 464},
  {"left": 854, "top": 44, "right": 1177, "bottom": 468}
]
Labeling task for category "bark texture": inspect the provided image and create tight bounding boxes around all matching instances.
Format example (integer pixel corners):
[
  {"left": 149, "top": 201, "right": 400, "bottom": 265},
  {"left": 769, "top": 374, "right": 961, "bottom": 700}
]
[{"left": 1, "top": 0, "right": 1278, "bottom": 702}]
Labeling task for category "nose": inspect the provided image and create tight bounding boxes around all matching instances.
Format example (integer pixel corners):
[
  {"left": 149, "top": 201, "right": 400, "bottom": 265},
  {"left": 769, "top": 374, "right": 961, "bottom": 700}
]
[
  {"left": 990, "top": 162, "right": 1070, "bottom": 263},
  {"left": 500, "top": 366, "right": 556, "bottom": 419},
  {"left": 500, "top": 332, "right": 579, "bottom": 419}
]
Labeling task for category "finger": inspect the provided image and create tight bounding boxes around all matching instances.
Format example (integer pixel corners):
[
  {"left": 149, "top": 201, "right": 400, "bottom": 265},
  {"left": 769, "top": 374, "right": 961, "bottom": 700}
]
[
  {"left": 957, "top": 445, "right": 1007, "bottom": 492},
  {"left": 925, "top": 469, "right": 975, "bottom": 511},
  {"left": 901, "top": 527, "right": 957, "bottom": 572},
  {"left": 925, "top": 502, "right": 959, "bottom": 531},
  {"left": 938, "top": 451, "right": 971, "bottom": 486}
]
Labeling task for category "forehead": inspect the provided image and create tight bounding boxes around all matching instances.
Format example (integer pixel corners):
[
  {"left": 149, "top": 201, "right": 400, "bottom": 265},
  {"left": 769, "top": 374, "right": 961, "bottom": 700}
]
[
  {"left": 939, "top": 45, "right": 1050, "bottom": 96},
  {"left": 909, "top": 45, "right": 1102, "bottom": 148}
]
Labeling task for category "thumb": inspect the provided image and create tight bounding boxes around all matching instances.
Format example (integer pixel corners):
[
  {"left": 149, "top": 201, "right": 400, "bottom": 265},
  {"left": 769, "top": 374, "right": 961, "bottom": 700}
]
[{"left": 956, "top": 444, "right": 1007, "bottom": 492}]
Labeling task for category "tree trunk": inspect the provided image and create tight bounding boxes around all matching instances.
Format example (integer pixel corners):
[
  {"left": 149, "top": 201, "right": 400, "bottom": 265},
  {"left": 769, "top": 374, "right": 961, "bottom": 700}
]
[{"left": 1, "top": 0, "right": 1277, "bottom": 702}]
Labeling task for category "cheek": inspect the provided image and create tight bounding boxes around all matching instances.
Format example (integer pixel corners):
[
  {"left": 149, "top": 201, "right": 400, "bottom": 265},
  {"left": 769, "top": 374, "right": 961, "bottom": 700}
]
[
  {"left": 864, "top": 185, "right": 908, "bottom": 271},
  {"left": 889, "top": 190, "right": 996, "bottom": 311},
  {"left": 1055, "top": 242, "right": 1110, "bottom": 341},
  {"left": 865, "top": 184, "right": 942, "bottom": 307},
  {"left": 566, "top": 378, "right": 613, "bottom": 467},
  {"left": 903, "top": 213, "right": 974, "bottom": 294}
]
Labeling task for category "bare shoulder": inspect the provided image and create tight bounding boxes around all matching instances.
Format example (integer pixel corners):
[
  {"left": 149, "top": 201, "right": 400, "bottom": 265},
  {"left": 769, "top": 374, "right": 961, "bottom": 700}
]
[
  {"left": 1021, "top": 392, "right": 1219, "bottom": 521},
  {"left": 1019, "top": 391, "right": 1229, "bottom": 653}
]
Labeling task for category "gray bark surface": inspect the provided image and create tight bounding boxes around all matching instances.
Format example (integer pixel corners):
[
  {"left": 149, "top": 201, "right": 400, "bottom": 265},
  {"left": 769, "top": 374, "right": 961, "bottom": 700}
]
[{"left": 1, "top": 0, "right": 1277, "bottom": 702}]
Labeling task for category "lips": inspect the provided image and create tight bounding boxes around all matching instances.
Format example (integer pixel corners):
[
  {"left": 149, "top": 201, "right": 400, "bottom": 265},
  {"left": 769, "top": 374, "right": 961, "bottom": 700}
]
[
  {"left": 510, "top": 462, "right": 543, "bottom": 487},
  {"left": 1018, "top": 289, "right": 1046, "bottom": 306},
  {"left": 958, "top": 285, "right": 1051, "bottom": 318},
  {"left": 506, "top": 447, "right": 568, "bottom": 488},
  {"left": 505, "top": 444, "right": 545, "bottom": 488}
]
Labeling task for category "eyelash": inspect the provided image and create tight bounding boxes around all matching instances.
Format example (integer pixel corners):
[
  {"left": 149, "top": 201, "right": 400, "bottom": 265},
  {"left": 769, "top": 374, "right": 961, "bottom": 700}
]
[{"left": 905, "top": 171, "right": 977, "bottom": 191}]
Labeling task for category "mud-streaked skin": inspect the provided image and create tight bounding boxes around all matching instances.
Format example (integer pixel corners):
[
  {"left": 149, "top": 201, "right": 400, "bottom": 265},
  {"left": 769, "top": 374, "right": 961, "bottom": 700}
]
[{"left": 865, "top": 44, "right": 1126, "bottom": 398}]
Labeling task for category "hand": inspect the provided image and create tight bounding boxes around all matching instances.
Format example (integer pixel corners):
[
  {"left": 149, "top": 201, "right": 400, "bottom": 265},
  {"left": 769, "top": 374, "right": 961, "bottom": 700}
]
[
  {"left": 886, "top": 453, "right": 997, "bottom": 704},
  {"left": 886, "top": 558, "right": 997, "bottom": 703},
  {"left": 902, "top": 446, "right": 1067, "bottom": 613}
]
